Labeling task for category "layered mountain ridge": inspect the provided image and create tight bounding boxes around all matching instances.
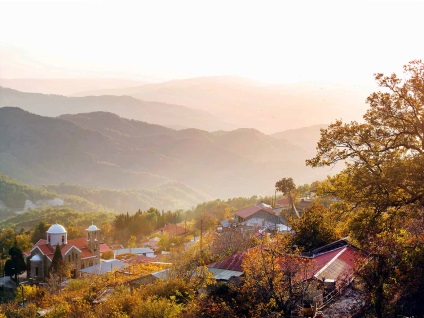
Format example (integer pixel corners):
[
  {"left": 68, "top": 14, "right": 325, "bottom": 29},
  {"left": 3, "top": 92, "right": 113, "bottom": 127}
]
[{"left": 0, "top": 107, "right": 336, "bottom": 200}]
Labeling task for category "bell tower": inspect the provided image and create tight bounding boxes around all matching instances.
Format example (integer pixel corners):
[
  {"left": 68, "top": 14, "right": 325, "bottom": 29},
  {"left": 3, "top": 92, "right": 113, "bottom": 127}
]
[{"left": 86, "top": 223, "right": 100, "bottom": 261}]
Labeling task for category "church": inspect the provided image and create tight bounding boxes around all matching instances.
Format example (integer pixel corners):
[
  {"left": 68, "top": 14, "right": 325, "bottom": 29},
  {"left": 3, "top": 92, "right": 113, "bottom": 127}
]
[{"left": 26, "top": 223, "right": 101, "bottom": 280}]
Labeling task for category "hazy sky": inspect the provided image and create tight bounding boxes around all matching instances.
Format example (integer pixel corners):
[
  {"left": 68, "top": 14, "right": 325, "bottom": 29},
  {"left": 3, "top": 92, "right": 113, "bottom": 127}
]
[{"left": 1, "top": 0, "right": 423, "bottom": 83}]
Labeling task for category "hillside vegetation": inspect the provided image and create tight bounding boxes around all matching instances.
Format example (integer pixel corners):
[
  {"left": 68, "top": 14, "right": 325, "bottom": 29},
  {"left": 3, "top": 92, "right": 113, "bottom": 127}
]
[
  {"left": 0, "top": 107, "right": 334, "bottom": 199},
  {"left": 0, "top": 172, "right": 211, "bottom": 217}
]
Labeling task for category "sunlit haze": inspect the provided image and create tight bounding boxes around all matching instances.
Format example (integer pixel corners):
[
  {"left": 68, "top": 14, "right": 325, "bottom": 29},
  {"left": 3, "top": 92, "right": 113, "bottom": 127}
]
[{"left": 1, "top": 0, "right": 423, "bottom": 84}]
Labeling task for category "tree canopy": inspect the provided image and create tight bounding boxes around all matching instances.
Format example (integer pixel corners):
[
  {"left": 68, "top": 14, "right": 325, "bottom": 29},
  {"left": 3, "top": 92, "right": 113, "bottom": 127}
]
[
  {"left": 307, "top": 60, "right": 424, "bottom": 317},
  {"left": 4, "top": 246, "right": 26, "bottom": 284},
  {"left": 307, "top": 60, "right": 424, "bottom": 215}
]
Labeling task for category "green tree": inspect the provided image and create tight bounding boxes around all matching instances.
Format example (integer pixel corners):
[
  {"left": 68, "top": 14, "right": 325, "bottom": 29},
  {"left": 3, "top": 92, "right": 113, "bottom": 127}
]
[
  {"left": 275, "top": 177, "right": 299, "bottom": 217},
  {"left": 4, "top": 246, "right": 26, "bottom": 284},
  {"left": 0, "top": 228, "right": 16, "bottom": 258},
  {"left": 289, "top": 201, "right": 337, "bottom": 252},
  {"left": 49, "top": 244, "right": 69, "bottom": 293},
  {"left": 307, "top": 60, "right": 424, "bottom": 215},
  {"left": 306, "top": 60, "right": 424, "bottom": 317},
  {"left": 31, "top": 221, "right": 49, "bottom": 244}
]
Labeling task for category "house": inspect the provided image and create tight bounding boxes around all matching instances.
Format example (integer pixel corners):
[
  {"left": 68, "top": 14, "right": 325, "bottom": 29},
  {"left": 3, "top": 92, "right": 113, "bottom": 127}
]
[
  {"left": 141, "top": 237, "right": 160, "bottom": 251},
  {"left": 234, "top": 203, "right": 282, "bottom": 228},
  {"left": 306, "top": 239, "right": 363, "bottom": 291},
  {"left": 207, "top": 250, "right": 247, "bottom": 283},
  {"left": 207, "top": 238, "right": 363, "bottom": 290},
  {"left": 79, "top": 259, "right": 128, "bottom": 275},
  {"left": 26, "top": 223, "right": 106, "bottom": 281},
  {"left": 155, "top": 223, "right": 188, "bottom": 237}
]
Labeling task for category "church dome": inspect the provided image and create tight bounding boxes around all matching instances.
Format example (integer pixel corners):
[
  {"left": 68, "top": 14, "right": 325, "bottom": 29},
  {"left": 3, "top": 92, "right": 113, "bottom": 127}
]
[
  {"left": 86, "top": 224, "right": 99, "bottom": 231},
  {"left": 47, "top": 223, "right": 67, "bottom": 234}
]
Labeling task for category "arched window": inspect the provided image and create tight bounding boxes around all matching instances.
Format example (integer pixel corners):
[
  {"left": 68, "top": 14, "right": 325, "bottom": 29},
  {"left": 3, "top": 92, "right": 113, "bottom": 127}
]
[
  {"left": 48, "top": 235, "right": 51, "bottom": 243},
  {"left": 35, "top": 267, "right": 39, "bottom": 277},
  {"left": 62, "top": 235, "right": 64, "bottom": 244}
]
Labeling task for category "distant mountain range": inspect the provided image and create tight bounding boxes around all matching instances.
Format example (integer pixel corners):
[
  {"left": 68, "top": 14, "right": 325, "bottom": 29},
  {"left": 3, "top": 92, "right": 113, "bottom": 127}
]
[
  {"left": 0, "top": 86, "right": 233, "bottom": 131},
  {"left": 73, "top": 76, "right": 373, "bottom": 133},
  {"left": 0, "top": 107, "right": 338, "bottom": 201},
  {"left": 1, "top": 76, "right": 374, "bottom": 134}
]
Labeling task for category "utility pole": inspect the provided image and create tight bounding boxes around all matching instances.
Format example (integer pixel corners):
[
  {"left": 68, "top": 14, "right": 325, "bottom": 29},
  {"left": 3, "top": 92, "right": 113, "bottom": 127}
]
[
  {"left": 199, "top": 219, "right": 203, "bottom": 255},
  {"left": 274, "top": 189, "right": 277, "bottom": 208},
  {"left": 20, "top": 284, "right": 24, "bottom": 307}
]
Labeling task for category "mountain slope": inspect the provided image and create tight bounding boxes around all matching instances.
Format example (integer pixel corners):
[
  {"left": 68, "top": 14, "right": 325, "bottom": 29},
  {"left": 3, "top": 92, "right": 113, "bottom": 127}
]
[
  {"left": 74, "top": 76, "right": 372, "bottom": 133},
  {"left": 0, "top": 86, "right": 233, "bottom": 131},
  {"left": 272, "top": 124, "right": 328, "bottom": 157},
  {"left": 0, "top": 108, "right": 337, "bottom": 200}
]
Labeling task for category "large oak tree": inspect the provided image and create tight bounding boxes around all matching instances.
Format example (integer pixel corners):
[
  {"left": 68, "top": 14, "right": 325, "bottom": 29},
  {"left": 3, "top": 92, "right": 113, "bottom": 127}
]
[{"left": 307, "top": 60, "right": 424, "bottom": 317}]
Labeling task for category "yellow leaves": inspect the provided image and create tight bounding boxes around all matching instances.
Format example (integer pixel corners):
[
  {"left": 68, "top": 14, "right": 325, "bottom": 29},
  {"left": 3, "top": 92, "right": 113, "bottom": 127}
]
[{"left": 15, "top": 284, "right": 37, "bottom": 304}]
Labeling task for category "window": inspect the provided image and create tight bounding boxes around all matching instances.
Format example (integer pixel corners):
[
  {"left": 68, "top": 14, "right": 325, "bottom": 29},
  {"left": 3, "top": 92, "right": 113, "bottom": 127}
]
[
  {"left": 68, "top": 255, "right": 71, "bottom": 262},
  {"left": 48, "top": 235, "right": 51, "bottom": 243},
  {"left": 35, "top": 267, "right": 39, "bottom": 277},
  {"left": 62, "top": 235, "right": 65, "bottom": 244}
]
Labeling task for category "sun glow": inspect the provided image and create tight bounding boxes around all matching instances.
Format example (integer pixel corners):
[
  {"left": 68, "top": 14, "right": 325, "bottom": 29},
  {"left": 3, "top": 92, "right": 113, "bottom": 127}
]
[{"left": 1, "top": 0, "right": 423, "bottom": 83}]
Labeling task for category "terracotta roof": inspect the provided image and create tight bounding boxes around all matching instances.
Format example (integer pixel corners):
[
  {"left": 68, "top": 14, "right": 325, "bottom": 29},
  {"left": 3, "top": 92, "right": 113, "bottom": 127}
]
[
  {"left": 29, "top": 237, "right": 96, "bottom": 260},
  {"left": 157, "top": 224, "right": 188, "bottom": 236},
  {"left": 234, "top": 205, "right": 276, "bottom": 219},
  {"left": 36, "top": 244, "right": 55, "bottom": 255},
  {"left": 80, "top": 247, "right": 96, "bottom": 259},
  {"left": 61, "top": 244, "right": 80, "bottom": 255},
  {"left": 207, "top": 250, "right": 249, "bottom": 272},
  {"left": 68, "top": 237, "right": 87, "bottom": 249},
  {"left": 208, "top": 244, "right": 363, "bottom": 283},
  {"left": 34, "top": 239, "right": 47, "bottom": 247},
  {"left": 312, "top": 246, "right": 361, "bottom": 281},
  {"left": 100, "top": 243, "right": 112, "bottom": 253}
]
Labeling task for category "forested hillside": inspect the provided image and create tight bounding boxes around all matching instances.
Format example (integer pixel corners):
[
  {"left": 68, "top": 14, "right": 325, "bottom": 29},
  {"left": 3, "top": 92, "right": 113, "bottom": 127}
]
[
  {"left": 0, "top": 172, "right": 211, "bottom": 217},
  {"left": 0, "top": 107, "right": 335, "bottom": 200}
]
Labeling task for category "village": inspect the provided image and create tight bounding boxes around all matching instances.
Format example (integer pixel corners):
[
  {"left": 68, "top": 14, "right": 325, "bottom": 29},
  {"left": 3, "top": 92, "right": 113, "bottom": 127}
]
[{"left": 0, "top": 187, "right": 367, "bottom": 318}]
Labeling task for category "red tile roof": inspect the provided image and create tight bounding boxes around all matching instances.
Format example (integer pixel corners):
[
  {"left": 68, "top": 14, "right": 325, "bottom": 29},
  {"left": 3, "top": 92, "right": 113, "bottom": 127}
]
[
  {"left": 80, "top": 248, "right": 96, "bottom": 259},
  {"left": 68, "top": 237, "right": 87, "bottom": 249},
  {"left": 157, "top": 224, "right": 188, "bottom": 236},
  {"left": 36, "top": 244, "right": 55, "bottom": 255},
  {"left": 208, "top": 244, "right": 363, "bottom": 283},
  {"left": 29, "top": 237, "right": 96, "bottom": 260},
  {"left": 61, "top": 244, "right": 79, "bottom": 255},
  {"left": 34, "top": 239, "right": 47, "bottom": 247},
  {"left": 207, "top": 250, "right": 249, "bottom": 272},
  {"left": 100, "top": 243, "right": 112, "bottom": 253},
  {"left": 234, "top": 205, "right": 276, "bottom": 219},
  {"left": 310, "top": 246, "right": 362, "bottom": 280}
]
